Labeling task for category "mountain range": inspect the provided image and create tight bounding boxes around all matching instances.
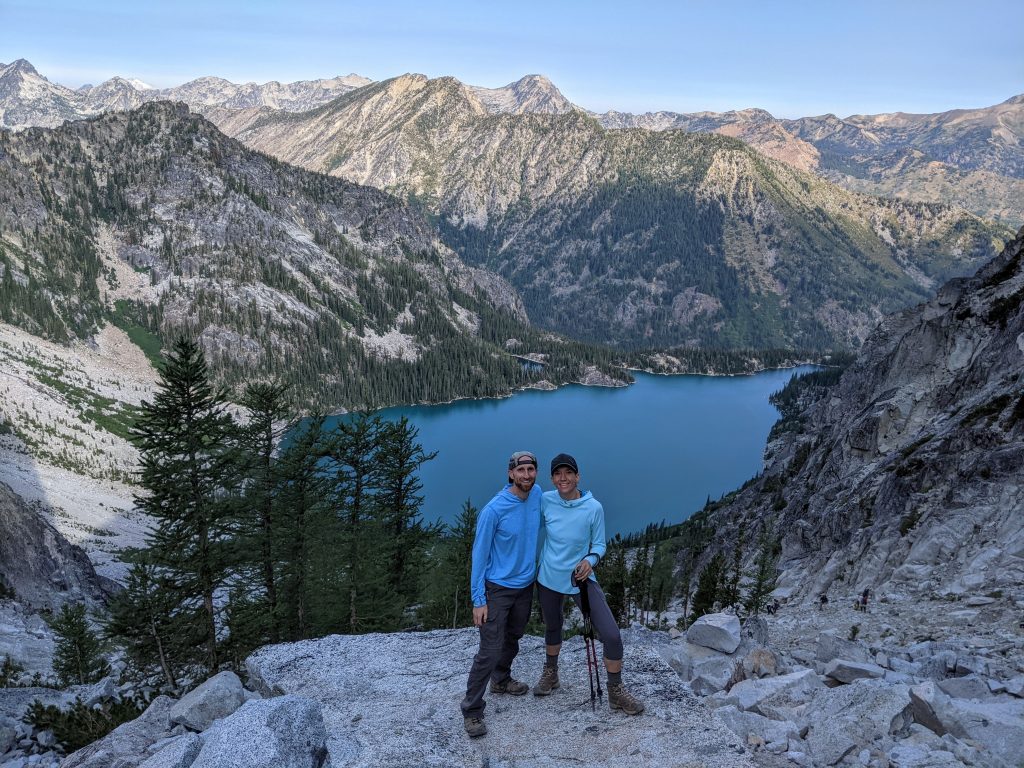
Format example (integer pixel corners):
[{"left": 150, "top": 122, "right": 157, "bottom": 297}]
[
  {"left": 218, "top": 74, "right": 1009, "bottom": 349},
  {"left": 3, "top": 58, "right": 1021, "bottom": 228}
]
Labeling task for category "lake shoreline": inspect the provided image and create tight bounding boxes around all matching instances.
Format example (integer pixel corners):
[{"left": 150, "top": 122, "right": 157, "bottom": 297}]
[{"left": 326, "top": 359, "right": 826, "bottom": 417}]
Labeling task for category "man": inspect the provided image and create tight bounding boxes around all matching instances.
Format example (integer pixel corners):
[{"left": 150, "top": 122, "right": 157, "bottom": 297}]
[{"left": 460, "top": 450, "right": 542, "bottom": 738}]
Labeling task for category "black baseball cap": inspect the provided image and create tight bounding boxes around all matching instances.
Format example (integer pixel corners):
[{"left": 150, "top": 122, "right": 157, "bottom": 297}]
[{"left": 550, "top": 453, "right": 578, "bottom": 474}]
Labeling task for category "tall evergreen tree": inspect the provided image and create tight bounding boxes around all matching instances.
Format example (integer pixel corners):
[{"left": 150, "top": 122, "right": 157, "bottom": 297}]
[
  {"left": 744, "top": 524, "right": 781, "bottom": 615},
  {"left": 419, "top": 499, "right": 477, "bottom": 629},
  {"left": 130, "top": 336, "right": 238, "bottom": 673},
  {"left": 234, "top": 381, "right": 293, "bottom": 644},
  {"left": 691, "top": 552, "right": 726, "bottom": 618},
  {"left": 721, "top": 521, "right": 746, "bottom": 610},
  {"left": 319, "top": 414, "right": 395, "bottom": 633},
  {"left": 274, "top": 414, "right": 330, "bottom": 641},
  {"left": 375, "top": 417, "right": 438, "bottom": 605},
  {"left": 51, "top": 603, "right": 110, "bottom": 687}
]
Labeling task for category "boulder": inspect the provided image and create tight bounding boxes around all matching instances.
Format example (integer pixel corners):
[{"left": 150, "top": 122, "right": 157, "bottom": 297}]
[
  {"left": 690, "top": 654, "right": 737, "bottom": 696},
  {"left": 814, "top": 633, "right": 870, "bottom": 665},
  {"left": 910, "top": 682, "right": 950, "bottom": 735},
  {"left": 823, "top": 659, "right": 886, "bottom": 684},
  {"left": 137, "top": 733, "right": 203, "bottom": 768},
  {"left": 715, "top": 705, "right": 801, "bottom": 755},
  {"left": 0, "top": 714, "right": 17, "bottom": 753},
  {"left": 936, "top": 674, "right": 992, "bottom": 700},
  {"left": 169, "top": 671, "right": 246, "bottom": 732},
  {"left": 1005, "top": 676, "right": 1024, "bottom": 698},
  {"left": 63, "top": 695, "right": 174, "bottom": 768},
  {"left": 722, "top": 669, "right": 823, "bottom": 715},
  {"left": 804, "top": 680, "right": 912, "bottom": 766},
  {"left": 924, "top": 694, "right": 1024, "bottom": 768},
  {"left": 82, "top": 676, "right": 119, "bottom": 707},
  {"left": 886, "top": 743, "right": 964, "bottom": 767},
  {"left": 191, "top": 696, "right": 329, "bottom": 768},
  {"left": 687, "top": 613, "right": 741, "bottom": 654},
  {"left": 741, "top": 648, "right": 778, "bottom": 679}
]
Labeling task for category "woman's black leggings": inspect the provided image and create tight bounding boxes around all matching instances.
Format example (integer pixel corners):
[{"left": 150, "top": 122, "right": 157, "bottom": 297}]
[{"left": 537, "top": 581, "right": 623, "bottom": 662}]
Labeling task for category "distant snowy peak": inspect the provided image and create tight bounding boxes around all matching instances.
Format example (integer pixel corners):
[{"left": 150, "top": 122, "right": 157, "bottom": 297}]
[
  {"left": 0, "top": 59, "right": 379, "bottom": 128},
  {"left": 469, "top": 74, "right": 579, "bottom": 115}
]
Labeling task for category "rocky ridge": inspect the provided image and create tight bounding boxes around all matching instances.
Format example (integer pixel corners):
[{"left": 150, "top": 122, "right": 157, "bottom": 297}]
[
  {"left": 5, "top": 59, "right": 1020, "bottom": 224},
  {"left": 596, "top": 96, "right": 1024, "bottom": 226},
  {"left": 669, "top": 227, "right": 1024, "bottom": 661},
  {"left": 0, "top": 60, "right": 373, "bottom": 130},
  {"left": 218, "top": 73, "right": 1009, "bottom": 350},
  {"left": 6, "top": 604, "right": 1019, "bottom": 768}
]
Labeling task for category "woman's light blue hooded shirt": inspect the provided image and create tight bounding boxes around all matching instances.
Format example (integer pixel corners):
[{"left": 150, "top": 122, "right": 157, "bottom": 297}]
[{"left": 538, "top": 489, "right": 607, "bottom": 594}]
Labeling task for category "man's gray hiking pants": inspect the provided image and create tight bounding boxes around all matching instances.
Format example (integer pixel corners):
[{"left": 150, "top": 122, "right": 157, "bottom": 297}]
[{"left": 460, "top": 580, "right": 533, "bottom": 719}]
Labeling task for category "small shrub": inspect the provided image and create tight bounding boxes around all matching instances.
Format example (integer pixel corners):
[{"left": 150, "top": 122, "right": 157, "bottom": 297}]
[
  {"left": 23, "top": 692, "right": 149, "bottom": 754},
  {"left": 848, "top": 624, "right": 860, "bottom": 641},
  {"left": 1, "top": 655, "right": 23, "bottom": 687}
]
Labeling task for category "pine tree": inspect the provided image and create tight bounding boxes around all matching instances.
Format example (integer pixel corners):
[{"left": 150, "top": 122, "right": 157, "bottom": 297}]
[
  {"left": 104, "top": 560, "right": 180, "bottom": 692},
  {"left": 744, "top": 524, "right": 781, "bottom": 615},
  {"left": 375, "top": 417, "right": 438, "bottom": 605},
  {"left": 691, "top": 552, "right": 726, "bottom": 618},
  {"left": 51, "top": 603, "right": 110, "bottom": 687},
  {"left": 130, "top": 336, "right": 238, "bottom": 673},
  {"left": 234, "top": 381, "right": 293, "bottom": 644},
  {"left": 601, "top": 535, "right": 628, "bottom": 625},
  {"left": 320, "top": 414, "right": 394, "bottom": 633},
  {"left": 418, "top": 499, "right": 477, "bottom": 629},
  {"left": 274, "top": 414, "right": 330, "bottom": 641},
  {"left": 721, "top": 521, "right": 746, "bottom": 610}
]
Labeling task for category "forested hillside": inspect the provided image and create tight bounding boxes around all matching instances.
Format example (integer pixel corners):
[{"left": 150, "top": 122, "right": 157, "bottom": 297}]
[
  {"left": 0, "top": 102, "right": 634, "bottom": 410},
  {"left": 220, "top": 74, "right": 1012, "bottom": 350}
]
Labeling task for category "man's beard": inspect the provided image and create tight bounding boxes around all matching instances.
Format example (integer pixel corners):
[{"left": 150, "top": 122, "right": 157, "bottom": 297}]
[{"left": 513, "top": 476, "right": 535, "bottom": 493}]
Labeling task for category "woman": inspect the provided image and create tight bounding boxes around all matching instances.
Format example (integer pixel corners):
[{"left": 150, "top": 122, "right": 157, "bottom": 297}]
[{"left": 532, "top": 453, "right": 644, "bottom": 715}]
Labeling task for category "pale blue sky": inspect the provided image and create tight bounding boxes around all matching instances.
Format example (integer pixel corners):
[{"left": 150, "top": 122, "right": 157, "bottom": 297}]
[{"left": 2, "top": 0, "right": 1021, "bottom": 118}]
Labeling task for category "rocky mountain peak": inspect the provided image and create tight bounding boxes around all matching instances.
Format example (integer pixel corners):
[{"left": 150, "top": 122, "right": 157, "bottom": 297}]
[
  {"left": 469, "top": 72, "right": 576, "bottom": 115},
  {"left": 5, "top": 58, "right": 39, "bottom": 76}
]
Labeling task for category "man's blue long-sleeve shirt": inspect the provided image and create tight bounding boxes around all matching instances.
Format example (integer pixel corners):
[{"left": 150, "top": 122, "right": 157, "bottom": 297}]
[{"left": 470, "top": 484, "right": 542, "bottom": 607}]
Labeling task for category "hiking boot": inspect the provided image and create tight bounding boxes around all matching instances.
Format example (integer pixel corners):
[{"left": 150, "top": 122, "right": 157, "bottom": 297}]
[
  {"left": 463, "top": 716, "right": 487, "bottom": 737},
  {"left": 533, "top": 665, "right": 560, "bottom": 696},
  {"left": 608, "top": 682, "right": 645, "bottom": 715},
  {"left": 489, "top": 677, "right": 529, "bottom": 695}
]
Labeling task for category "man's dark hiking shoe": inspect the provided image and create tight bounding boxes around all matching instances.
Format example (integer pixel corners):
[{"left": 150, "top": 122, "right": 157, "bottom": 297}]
[
  {"left": 533, "top": 666, "right": 560, "bottom": 696},
  {"left": 464, "top": 716, "right": 487, "bottom": 737},
  {"left": 608, "top": 682, "right": 645, "bottom": 715},
  {"left": 489, "top": 677, "right": 529, "bottom": 695}
]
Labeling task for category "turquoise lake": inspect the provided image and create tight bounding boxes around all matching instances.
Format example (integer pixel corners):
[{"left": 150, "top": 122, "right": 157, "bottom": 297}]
[{"left": 325, "top": 367, "right": 815, "bottom": 537}]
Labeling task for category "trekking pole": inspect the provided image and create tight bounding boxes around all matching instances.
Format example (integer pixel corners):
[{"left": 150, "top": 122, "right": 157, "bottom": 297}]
[{"left": 573, "top": 574, "right": 603, "bottom": 710}]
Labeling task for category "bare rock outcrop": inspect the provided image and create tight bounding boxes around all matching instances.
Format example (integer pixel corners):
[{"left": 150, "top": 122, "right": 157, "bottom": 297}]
[{"left": 0, "top": 481, "right": 111, "bottom": 612}]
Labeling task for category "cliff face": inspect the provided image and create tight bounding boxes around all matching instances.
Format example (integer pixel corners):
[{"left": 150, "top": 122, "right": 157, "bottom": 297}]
[
  {"left": 0, "top": 480, "right": 112, "bottom": 611},
  {"left": 702, "top": 228, "right": 1024, "bottom": 600}
]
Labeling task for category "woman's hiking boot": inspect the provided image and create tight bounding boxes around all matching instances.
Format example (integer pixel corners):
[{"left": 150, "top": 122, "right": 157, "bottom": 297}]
[
  {"left": 489, "top": 677, "right": 529, "bottom": 695},
  {"left": 532, "top": 665, "right": 560, "bottom": 695},
  {"left": 463, "top": 716, "right": 487, "bottom": 737},
  {"left": 608, "top": 682, "right": 645, "bottom": 715}
]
